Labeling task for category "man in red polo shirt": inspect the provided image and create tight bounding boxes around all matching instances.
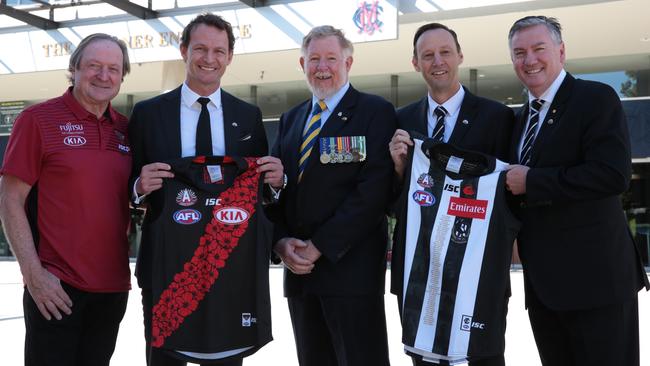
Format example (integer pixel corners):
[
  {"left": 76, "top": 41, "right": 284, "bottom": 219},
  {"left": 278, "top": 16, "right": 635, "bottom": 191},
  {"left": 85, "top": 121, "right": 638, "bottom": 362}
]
[{"left": 0, "top": 33, "right": 132, "bottom": 366}]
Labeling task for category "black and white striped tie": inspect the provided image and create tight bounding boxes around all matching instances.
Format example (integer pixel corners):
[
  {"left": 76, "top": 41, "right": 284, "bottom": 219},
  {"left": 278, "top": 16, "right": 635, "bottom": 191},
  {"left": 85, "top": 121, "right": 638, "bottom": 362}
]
[
  {"left": 519, "top": 99, "right": 545, "bottom": 165},
  {"left": 432, "top": 105, "right": 447, "bottom": 142}
]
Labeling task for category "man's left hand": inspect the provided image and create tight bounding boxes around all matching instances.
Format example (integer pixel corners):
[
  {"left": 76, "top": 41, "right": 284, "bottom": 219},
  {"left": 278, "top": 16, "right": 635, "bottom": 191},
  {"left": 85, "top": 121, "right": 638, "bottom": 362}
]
[
  {"left": 295, "top": 239, "right": 321, "bottom": 263},
  {"left": 257, "top": 156, "right": 284, "bottom": 189},
  {"left": 506, "top": 164, "right": 530, "bottom": 195}
]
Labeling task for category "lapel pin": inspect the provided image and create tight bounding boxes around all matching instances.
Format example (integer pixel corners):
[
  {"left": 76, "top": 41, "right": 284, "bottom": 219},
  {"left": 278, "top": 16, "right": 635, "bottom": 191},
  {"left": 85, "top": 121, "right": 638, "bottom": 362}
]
[
  {"left": 552, "top": 109, "right": 557, "bottom": 114},
  {"left": 337, "top": 112, "right": 342, "bottom": 117},
  {"left": 232, "top": 122, "right": 238, "bottom": 127},
  {"left": 462, "top": 119, "right": 469, "bottom": 125},
  {"left": 547, "top": 119, "right": 554, "bottom": 125}
]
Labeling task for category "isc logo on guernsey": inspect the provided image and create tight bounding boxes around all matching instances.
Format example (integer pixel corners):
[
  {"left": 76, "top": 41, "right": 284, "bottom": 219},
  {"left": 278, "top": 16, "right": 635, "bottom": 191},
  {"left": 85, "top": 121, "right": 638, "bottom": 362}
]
[
  {"left": 173, "top": 209, "right": 202, "bottom": 225},
  {"left": 214, "top": 207, "right": 250, "bottom": 225}
]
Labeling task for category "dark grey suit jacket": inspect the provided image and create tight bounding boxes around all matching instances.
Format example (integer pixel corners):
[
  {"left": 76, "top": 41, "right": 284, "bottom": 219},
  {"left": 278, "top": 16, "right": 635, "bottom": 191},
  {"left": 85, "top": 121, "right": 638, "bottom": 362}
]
[
  {"left": 271, "top": 85, "right": 397, "bottom": 297},
  {"left": 508, "top": 73, "right": 649, "bottom": 310}
]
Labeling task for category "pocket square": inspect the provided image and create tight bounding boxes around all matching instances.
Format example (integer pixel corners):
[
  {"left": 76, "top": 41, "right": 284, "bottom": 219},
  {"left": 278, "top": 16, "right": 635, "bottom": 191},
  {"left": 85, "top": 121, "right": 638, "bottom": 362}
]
[{"left": 238, "top": 134, "right": 252, "bottom": 141}]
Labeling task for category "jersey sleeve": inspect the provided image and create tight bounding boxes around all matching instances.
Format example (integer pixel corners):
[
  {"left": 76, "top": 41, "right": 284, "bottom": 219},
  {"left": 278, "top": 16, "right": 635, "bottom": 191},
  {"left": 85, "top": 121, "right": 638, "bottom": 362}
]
[{"left": 0, "top": 111, "right": 43, "bottom": 186}]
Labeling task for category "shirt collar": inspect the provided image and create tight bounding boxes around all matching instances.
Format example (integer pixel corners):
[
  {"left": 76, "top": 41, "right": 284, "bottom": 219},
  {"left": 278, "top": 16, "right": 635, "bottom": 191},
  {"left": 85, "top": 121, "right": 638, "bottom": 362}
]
[
  {"left": 427, "top": 83, "right": 465, "bottom": 116},
  {"left": 312, "top": 82, "right": 350, "bottom": 111},
  {"left": 527, "top": 69, "right": 566, "bottom": 105},
  {"left": 181, "top": 83, "right": 222, "bottom": 110},
  {"left": 62, "top": 86, "right": 118, "bottom": 123}
]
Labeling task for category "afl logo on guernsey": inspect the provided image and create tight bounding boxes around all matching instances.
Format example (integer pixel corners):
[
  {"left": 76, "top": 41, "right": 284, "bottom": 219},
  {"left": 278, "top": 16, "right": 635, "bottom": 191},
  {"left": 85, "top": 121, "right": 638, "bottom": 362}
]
[
  {"left": 63, "top": 136, "right": 86, "bottom": 146},
  {"left": 173, "top": 209, "right": 202, "bottom": 225},
  {"left": 176, "top": 189, "right": 197, "bottom": 206},
  {"left": 214, "top": 207, "right": 250, "bottom": 225},
  {"left": 412, "top": 190, "right": 435, "bottom": 206}
]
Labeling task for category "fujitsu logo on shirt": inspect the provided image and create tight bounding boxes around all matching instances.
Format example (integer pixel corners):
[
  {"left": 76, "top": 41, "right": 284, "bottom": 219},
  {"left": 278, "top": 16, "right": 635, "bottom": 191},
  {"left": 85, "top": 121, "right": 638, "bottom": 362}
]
[
  {"left": 59, "top": 122, "right": 84, "bottom": 133},
  {"left": 448, "top": 197, "right": 488, "bottom": 219}
]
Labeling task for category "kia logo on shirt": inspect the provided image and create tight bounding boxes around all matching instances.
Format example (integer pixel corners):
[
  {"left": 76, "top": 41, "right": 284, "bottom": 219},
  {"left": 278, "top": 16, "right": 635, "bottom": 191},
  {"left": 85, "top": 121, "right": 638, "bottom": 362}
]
[
  {"left": 63, "top": 136, "right": 87, "bottom": 147},
  {"left": 173, "top": 209, "right": 202, "bottom": 225},
  {"left": 214, "top": 207, "right": 250, "bottom": 225}
]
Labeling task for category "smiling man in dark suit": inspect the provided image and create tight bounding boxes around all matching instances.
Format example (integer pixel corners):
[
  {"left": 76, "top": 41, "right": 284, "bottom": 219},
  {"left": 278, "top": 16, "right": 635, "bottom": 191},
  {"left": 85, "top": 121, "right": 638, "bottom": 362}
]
[
  {"left": 128, "top": 13, "right": 283, "bottom": 366},
  {"left": 505, "top": 15, "right": 649, "bottom": 366},
  {"left": 271, "top": 25, "right": 396, "bottom": 366},
  {"left": 388, "top": 22, "right": 514, "bottom": 366}
]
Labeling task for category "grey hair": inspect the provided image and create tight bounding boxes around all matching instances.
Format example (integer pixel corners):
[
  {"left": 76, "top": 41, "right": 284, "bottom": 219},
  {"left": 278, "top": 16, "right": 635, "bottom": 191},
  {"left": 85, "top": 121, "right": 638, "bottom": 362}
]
[
  {"left": 508, "top": 16, "right": 563, "bottom": 47},
  {"left": 67, "top": 33, "right": 130, "bottom": 85},
  {"left": 301, "top": 25, "right": 354, "bottom": 57}
]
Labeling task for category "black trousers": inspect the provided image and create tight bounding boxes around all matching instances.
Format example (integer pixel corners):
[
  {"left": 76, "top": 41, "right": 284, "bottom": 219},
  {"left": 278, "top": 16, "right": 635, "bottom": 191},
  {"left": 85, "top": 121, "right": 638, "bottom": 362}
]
[
  {"left": 287, "top": 293, "right": 390, "bottom": 366},
  {"left": 141, "top": 289, "right": 243, "bottom": 366},
  {"left": 412, "top": 355, "right": 505, "bottom": 366},
  {"left": 527, "top": 286, "right": 640, "bottom": 366},
  {"left": 23, "top": 283, "right": 128, "bottom": 366}
]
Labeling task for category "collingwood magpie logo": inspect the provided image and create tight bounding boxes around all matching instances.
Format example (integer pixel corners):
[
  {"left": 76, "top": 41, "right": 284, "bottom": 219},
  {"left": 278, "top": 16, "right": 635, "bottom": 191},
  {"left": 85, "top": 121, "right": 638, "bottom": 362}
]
[{"left": 451, "top": 219, "right": 470, "bottom": 244}]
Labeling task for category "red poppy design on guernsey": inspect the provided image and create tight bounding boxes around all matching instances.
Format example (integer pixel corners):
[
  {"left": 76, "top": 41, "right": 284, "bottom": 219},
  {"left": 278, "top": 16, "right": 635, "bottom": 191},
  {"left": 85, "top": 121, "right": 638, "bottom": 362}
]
[{"left": 151, "top": 158, "right": 260, "bottom": 348}]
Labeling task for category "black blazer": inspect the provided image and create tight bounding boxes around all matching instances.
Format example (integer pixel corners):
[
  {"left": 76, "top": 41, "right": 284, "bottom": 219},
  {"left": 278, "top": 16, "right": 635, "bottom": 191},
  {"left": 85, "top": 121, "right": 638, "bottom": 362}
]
[
  {"left": 390, "top": 88, "right": 515, "bottom": 300},
  {"left": 508, "top": 73, "right": 649, "bottom": 310},
  {"left": 271, "top": 85, "right": 397, "bottom": 296},
  {"left": 128, "top": 86, "right": 269, "bottom": 288}
]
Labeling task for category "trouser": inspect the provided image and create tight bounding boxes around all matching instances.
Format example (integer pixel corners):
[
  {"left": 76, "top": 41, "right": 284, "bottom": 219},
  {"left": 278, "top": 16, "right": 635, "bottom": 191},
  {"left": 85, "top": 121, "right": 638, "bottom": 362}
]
[
  {"left": 527, "top": 286, "right": 640, "bottom": 366},
  {"left": 287, "top": 293, "right": 390, "bottom": 366},
  {"left": 23, "top": 283, "right": 128, "bottom": 366}
]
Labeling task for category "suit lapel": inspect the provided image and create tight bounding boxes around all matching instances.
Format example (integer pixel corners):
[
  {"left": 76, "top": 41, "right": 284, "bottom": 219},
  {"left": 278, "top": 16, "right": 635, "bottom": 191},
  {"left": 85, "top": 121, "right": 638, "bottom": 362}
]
[
  {"left": 449, "top": 87, "right": 476, "bottom": 145},
  {"left": 221, "top": 90, "right": 238, "bottom": 156},
  {"left": 286, "top": 101, "right": 311, "bottom": 182},
  {"left": 511, "top": 105, "right": 528, "bottom": 162},
  {"left": 162, "top": 87, "right": 182, "bottom": 158},
  {"left": 528, "top": 73, "right": 574, "bottom": 166},
  {"left": 415, "top": 97, "right": 429, "bottom": 136}
]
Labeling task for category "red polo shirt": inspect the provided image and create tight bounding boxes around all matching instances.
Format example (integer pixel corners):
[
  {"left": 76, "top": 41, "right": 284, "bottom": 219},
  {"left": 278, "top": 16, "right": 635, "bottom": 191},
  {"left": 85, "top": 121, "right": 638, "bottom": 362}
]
[{"left": 1, "top": 88, "right": 132, "bottom": 292}]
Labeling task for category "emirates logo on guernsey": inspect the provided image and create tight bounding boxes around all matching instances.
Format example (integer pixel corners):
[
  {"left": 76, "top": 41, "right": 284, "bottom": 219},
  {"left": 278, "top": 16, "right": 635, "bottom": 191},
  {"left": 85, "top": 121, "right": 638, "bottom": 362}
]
[{"left": 448, "top": 197, "right": 488, "bottom": 219}]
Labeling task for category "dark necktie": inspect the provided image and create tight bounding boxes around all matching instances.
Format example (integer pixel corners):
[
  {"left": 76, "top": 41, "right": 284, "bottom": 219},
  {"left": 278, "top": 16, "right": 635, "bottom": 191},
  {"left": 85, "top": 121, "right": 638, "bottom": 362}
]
[
  {"left": 519, "top": 98, "right": 545, "bottom": 165},
  {"left": 432, "top": 105, "right": 447, "bottom": 142},
  {"left": 196, "top": 97, "right": 212, "bottom": 156}
]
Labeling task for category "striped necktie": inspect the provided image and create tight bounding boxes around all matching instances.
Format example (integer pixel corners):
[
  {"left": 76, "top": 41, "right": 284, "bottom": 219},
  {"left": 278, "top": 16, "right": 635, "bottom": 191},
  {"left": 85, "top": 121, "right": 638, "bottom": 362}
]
[
  {"left": 432, "top": 105, "right": 447, "bottom": 142},
  {"left": 519, "top": 98, "right": 545, "bottom": 165},
  {"left": 298, "top": 100, "right": 327, "bottom": 181}
]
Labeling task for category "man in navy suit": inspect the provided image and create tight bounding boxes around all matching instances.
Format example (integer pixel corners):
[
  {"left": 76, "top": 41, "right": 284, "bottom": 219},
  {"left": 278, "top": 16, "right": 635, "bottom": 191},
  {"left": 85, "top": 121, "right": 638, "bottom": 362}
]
[
  {"left": 388, "top": 22, "right": 514, "bottom": 366},
  {"left": 505, "top": 15, "right": 649, "bottom": 366},
  {"left": 128, "top": 13, "right": 283, "bottom": 366},
  {"left": 271, "top": 25, "right": 396, "bottom": 366}
]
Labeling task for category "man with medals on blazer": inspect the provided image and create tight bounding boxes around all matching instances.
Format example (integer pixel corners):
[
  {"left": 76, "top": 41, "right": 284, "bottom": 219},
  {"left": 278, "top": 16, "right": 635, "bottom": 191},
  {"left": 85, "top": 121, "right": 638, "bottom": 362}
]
[
  {"left": 128, "top": 13, "right": 284, "bottom": 366},
  {"left": 388, "top": 22, "right": 514, "bottom": 366},
  {"left": 505, "top": 15, "right": 649, "bottom": 366},
  {"left": 271, "top": 25, "right": 396, "bottom": 366}
]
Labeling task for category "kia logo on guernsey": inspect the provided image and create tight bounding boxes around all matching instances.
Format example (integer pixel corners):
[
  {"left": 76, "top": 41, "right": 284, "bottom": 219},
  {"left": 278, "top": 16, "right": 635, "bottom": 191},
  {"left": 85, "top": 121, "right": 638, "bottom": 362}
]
[
  {"left": 448, "top": 197, "right": 488, "bottom": 219},
  {"left": 214, "top": 207, "right": 250, "bottom": 225},
  {"left": 173, "top": 209, "right": 202, "bottom": 225},
  {"left": 412, "top": 190, "right": 435, "bottom": 206},
  {"left": 63, "top": 136, "right": 86, "bottom": 146}
]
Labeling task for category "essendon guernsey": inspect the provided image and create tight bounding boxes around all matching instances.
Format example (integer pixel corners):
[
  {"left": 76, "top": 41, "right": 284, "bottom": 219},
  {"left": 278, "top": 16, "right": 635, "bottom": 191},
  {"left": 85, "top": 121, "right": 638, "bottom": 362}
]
[
  {"left": 149, "top": 156, "right": 272, "bottom": 363},
  {"left": 397, "top": 139, "right": 520, "bottom": 365}
]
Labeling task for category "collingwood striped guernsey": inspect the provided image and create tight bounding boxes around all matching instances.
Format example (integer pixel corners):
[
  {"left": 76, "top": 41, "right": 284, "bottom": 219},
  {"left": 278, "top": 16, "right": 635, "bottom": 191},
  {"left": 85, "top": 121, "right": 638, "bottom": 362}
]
[{"left": 397, "top": 138, "right": 520, "bottom": 365}]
